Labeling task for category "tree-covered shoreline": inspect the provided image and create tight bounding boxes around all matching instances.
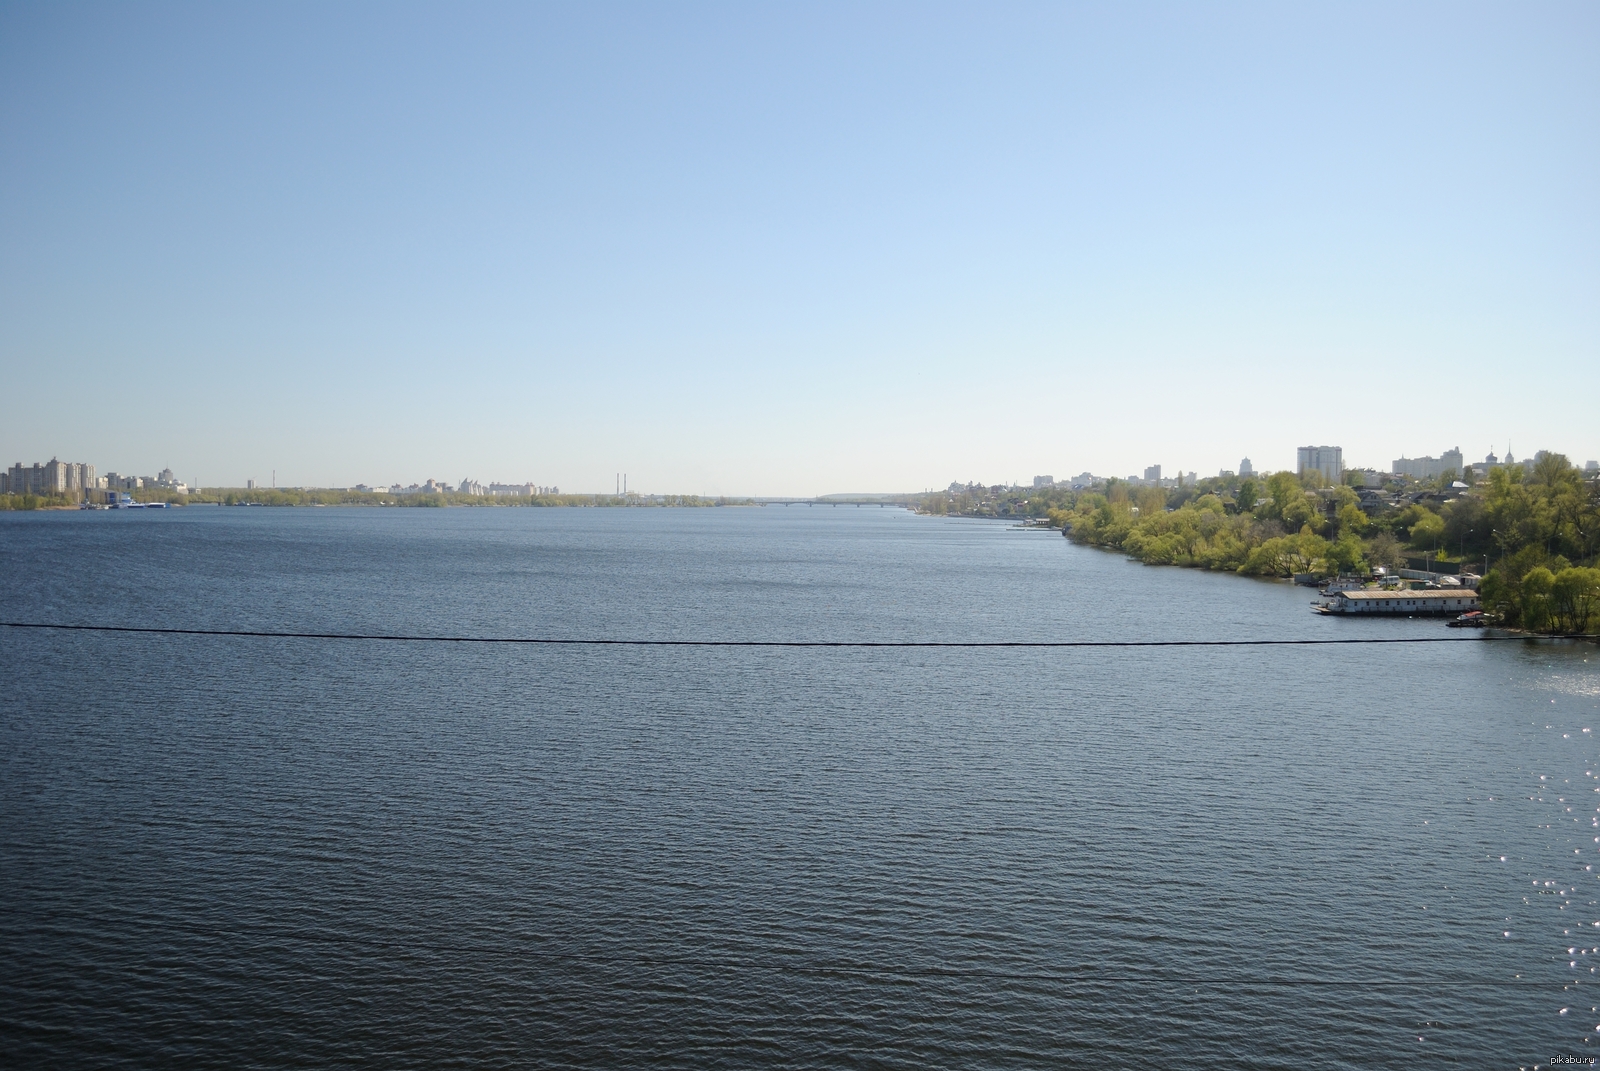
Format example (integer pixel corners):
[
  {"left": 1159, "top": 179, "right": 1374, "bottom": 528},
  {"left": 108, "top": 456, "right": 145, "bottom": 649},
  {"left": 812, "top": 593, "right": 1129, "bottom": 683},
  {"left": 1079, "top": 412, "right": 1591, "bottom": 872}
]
[{"left": 915, "top": 458, "right": 1600, "bottom": 635}]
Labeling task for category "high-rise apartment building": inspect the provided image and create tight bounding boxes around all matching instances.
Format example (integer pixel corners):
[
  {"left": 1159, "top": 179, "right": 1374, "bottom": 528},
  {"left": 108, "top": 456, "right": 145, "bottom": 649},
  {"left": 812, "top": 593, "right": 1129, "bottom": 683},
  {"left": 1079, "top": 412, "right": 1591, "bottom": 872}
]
[
  {"left": 3, "top": 459, "right": 96, "bottom": 497},
  {"left": 1296, "top": 445, "right": 1343, "bottom": 484},
  {"left": 1143, "top": 464, "right": 1161, "bottom": 483}
]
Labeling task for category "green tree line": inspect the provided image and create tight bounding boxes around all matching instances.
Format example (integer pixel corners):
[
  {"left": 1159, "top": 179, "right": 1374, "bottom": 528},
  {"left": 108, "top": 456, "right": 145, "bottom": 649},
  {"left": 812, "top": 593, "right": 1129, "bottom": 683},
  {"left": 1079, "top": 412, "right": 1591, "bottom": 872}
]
[
  {"left": 1471, "top": 456, "right": 1600, "bottom": 632},
  {"left": 0, "top": 492, "right": 77, "bottom": 510}
]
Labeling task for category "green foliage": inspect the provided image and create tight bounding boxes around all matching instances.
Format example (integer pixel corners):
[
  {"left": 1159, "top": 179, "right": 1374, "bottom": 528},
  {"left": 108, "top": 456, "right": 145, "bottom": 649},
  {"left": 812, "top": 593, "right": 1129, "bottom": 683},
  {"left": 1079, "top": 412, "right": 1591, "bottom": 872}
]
[
  {"left": 1061, "top": 471, "right": 1409, "bottom": 578},
  {"left": 1261, "top": 472, "right": 1300, "bottom": 521},
  {"left": 1298, "top": 468, "right": 1328, "bottom": 490},
  {"left": 1551, "top": 567, "right": 1600, "bottom": 634},
  {"left": 1408, "top": 511, "right": 1445, "bottom": 550},
  {"left": 1336, "top": 502, "right": 1369, "bottom": 538},
  {"left": 1328, "top": 533, "right": 1368, "bottom": 575},
  {"left": 0, "top": 492, "right": 72, "bottom": 510},
  {"left": 1440, "top": 495, "right": 1489, "bottom": 558},
  {"left": 1239, "top": 527, "right": 1331, "bottom": 577},
  {"left": 1234, "top": 476, "right": 1258, "bottom": 514},
  {"left": 1474, "top": 454, "right": 1600, "bottom": 632},
  {"left": 912, "top": 484, "right": 1076, "bottom": 520},
  {"left": 1521, "top": 566, "right": 1557, "bottom": 632},
  {"left": 1281, "top": 491, "right": 1325, "bottom": 534},
  {"left": 1365, "top": 530, "right": 1403, "bottom": 572}
]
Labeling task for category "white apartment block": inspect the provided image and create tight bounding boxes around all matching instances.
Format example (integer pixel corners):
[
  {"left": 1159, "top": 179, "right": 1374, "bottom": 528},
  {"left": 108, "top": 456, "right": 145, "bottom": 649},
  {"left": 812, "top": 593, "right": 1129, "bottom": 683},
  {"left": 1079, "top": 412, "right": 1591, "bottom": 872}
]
[{"left": 1296, "top": 445, "right": 1342, "bottom": 484}]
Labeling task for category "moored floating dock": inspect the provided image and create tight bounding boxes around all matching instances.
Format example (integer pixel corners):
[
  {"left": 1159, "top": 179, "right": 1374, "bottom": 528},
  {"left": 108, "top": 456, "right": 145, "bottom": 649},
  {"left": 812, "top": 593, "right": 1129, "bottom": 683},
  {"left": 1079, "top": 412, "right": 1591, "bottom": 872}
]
[{"left": 1314, "top": 589, "right": 1480, "bottom": 616}]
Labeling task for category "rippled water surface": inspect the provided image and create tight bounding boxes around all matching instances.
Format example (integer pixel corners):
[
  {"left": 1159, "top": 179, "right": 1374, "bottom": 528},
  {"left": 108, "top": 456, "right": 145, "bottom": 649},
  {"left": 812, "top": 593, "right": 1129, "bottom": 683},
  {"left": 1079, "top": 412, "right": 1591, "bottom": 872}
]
[{"left": 3, "top": 506, "right": 1598, "bottom": 1068}]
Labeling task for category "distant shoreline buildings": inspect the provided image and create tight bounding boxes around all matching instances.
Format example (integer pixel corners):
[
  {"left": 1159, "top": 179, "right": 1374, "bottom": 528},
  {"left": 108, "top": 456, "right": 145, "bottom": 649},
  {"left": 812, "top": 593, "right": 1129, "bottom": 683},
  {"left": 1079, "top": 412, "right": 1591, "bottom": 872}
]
[
  {"left": 1040, "top": 444, "right": 1596, "bottom": 497},
  {"left": 1, "top": 459, "right": 190, "bottom": 498},
  {"left": 4, "top": 446, "right": 1596, "bottom": 505},
  {"left": 3, "top": 458, "right": 96, "bottom": 496},
  {"left": 350, "top": 479, "right": 560, "bottom": 496},
  {"left": 0, "top": 458, "right": 566, "bottom": 500},
  {"left": 1391, "top": 447, "right": 1464, "bottom": 481}
]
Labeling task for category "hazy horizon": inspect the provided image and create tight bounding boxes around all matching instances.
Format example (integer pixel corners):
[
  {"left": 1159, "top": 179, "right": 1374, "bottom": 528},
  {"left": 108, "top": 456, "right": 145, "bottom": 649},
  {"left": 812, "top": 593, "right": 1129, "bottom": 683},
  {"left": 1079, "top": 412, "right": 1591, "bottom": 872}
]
[{"left": 3, "top": 3, "right": 1596, "bottom": 496}]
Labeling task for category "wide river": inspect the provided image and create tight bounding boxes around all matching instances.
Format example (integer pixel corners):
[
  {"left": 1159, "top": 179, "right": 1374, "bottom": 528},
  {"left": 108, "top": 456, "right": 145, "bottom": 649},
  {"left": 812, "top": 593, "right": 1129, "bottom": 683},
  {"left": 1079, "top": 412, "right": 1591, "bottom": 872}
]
[{"left": 2, "top": 505, "right": 1597, "bottom": 1068}]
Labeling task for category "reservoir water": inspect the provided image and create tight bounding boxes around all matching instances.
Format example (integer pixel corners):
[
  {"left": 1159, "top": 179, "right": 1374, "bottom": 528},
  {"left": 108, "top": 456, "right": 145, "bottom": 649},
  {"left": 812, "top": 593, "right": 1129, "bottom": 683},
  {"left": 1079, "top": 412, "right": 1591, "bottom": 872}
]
[{"left": 2, "top": 505, "right": 1597, "bottom": 1068}]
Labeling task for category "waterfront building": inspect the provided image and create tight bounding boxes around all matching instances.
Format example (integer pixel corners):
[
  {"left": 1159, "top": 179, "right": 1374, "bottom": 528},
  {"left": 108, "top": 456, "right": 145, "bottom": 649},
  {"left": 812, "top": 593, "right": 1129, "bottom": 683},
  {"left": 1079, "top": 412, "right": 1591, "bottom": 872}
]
[
  {"left": 1296, "top": 446, "right": 1342, "bottom": 484},
  {"left": 1317, "top": 589, "right": 1479, "bottom": 616}
]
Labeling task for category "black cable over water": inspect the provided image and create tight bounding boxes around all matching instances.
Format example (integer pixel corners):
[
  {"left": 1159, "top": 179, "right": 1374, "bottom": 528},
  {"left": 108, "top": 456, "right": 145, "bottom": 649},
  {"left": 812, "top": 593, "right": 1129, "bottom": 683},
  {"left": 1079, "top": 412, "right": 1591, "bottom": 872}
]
[{"left": 1, "top": 621, "right": 1584, "bottom": 647}]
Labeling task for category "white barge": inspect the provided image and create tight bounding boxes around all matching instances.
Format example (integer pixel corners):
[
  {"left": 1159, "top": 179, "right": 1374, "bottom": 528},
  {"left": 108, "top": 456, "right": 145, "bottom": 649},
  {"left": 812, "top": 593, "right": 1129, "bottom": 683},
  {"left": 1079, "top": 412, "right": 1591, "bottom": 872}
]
[{"left": 1314, "top": 589, "right": 1480, "bottom": 616}]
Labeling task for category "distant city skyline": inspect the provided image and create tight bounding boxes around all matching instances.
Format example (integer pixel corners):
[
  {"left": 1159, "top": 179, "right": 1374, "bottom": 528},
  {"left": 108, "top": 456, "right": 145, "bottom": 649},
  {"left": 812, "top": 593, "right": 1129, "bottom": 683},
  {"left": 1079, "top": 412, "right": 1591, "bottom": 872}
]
[
  {"left": 7, "top": 439, "right": 1596, "bottom": 497},
  {"left": 2, "top": 4, "right": 1596, "bottom": 496}
]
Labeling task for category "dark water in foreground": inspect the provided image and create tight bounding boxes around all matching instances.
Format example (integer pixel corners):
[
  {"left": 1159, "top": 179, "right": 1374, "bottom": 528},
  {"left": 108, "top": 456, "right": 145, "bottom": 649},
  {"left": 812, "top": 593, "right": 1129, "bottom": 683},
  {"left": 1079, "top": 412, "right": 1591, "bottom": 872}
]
[{"left": 2, "top": 506, "right": 1598, "bottom": 1069}]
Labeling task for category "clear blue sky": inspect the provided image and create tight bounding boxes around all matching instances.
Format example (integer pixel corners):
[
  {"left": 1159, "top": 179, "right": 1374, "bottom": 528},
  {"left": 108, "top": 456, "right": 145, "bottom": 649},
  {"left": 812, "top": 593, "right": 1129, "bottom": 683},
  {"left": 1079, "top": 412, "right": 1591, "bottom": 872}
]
[{"left": 2, "top": 2, "right": 1595, "bottom": 493}]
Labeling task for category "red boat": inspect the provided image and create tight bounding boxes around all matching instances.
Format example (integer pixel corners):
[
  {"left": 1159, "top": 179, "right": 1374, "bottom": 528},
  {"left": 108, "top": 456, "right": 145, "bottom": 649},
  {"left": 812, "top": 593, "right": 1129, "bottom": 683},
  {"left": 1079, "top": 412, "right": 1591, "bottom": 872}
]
[{"left": 1446, "top": 611, "right": 1486, "bottom": 628}]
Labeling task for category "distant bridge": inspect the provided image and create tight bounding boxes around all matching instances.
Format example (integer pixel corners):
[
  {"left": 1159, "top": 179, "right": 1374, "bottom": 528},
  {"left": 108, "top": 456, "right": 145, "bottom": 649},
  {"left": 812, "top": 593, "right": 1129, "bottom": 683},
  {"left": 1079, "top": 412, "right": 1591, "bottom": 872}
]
[{"left": 751, "top": 494, "right": 920, "bottom": 507}]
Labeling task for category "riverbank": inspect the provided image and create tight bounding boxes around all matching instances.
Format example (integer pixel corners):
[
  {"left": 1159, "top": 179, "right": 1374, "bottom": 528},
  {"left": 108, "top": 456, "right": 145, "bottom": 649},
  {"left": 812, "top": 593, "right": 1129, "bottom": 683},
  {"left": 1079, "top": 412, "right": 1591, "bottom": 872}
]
[{"left": 914, "top": 457, "right": 1600, "bottom": 636}]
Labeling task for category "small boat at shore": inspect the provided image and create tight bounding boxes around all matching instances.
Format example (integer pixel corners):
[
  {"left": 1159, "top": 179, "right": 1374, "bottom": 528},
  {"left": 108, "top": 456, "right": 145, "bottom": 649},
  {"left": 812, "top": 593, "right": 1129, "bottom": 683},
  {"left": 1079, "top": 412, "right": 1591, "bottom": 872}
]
[{"left": 1446, "top": 611, "right": 1486, "bottom": 628}]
